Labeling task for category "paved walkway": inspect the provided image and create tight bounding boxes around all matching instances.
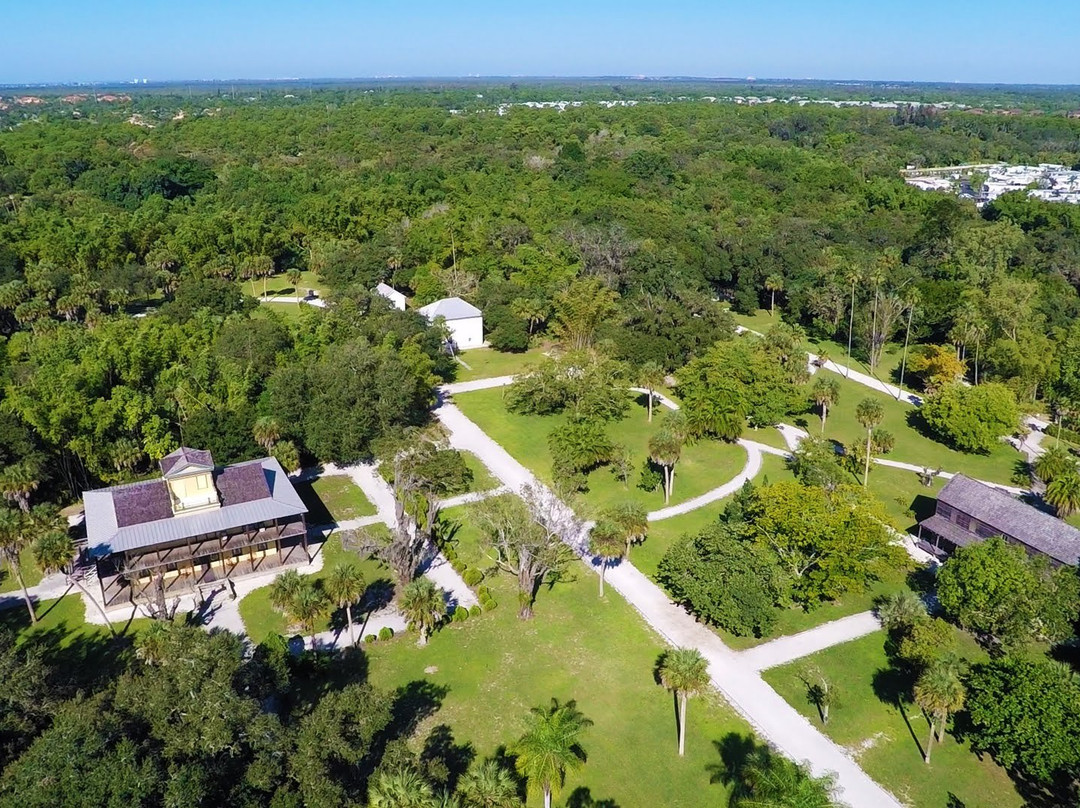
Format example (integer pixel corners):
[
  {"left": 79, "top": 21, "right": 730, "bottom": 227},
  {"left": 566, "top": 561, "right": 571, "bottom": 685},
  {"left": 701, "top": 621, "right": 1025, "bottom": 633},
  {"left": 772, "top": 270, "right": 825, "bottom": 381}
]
[
  {"left": 648, "top": 442, "right": 763, "bottom": 521},
  {"left": 740, "top": 612, "right": 882, "bottom": 672},
  {"left": 434, "top": 398, "right": 903, "bottom": 808},
  {"left": 258, "top": 294, "right": 327, "bottom": 308}
]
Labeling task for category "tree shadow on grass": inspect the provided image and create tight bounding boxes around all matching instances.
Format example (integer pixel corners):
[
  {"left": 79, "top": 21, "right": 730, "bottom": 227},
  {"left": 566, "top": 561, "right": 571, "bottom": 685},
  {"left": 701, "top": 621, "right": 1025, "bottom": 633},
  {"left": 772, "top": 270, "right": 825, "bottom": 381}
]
[
  {"left": 389, "top": 679, "right": 450, "bottom": 741},
  {"left": 566, "top": 787, "right": 620, "bottom": 807},
  {"left": 420, "top": 723, "right": 475, "bottom": 792},
  {"left": 871, "top": 666, "right": 925, "bottom": 762}
]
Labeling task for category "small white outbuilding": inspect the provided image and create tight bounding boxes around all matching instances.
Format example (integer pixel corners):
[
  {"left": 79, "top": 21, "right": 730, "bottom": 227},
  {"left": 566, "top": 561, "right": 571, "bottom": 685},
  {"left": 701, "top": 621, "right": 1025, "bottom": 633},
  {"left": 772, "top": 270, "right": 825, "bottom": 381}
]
[
  {"left": 418, "top": 296, "right": 484, "bottom": 350},
  {"left": 374, "top": 282, "right": 407, "bottom": 311}
]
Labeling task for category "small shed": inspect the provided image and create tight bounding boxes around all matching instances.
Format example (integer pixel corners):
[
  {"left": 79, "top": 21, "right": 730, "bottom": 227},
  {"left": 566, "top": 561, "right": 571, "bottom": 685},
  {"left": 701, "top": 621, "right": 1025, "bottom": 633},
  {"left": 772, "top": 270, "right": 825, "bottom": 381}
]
[
  {"left": 374, "top": 282, "right": 407, "bottom": 311},
  {"left": 418, "top": 297, "right": 484, "bottom": 350}
]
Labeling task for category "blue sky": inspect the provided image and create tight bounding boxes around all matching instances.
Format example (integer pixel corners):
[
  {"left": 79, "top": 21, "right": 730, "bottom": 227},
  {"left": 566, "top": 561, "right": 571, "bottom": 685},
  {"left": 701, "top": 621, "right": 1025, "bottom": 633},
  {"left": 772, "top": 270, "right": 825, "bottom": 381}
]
[{"left": 3, "top": 0, "right": 1078, "bottom": 85}]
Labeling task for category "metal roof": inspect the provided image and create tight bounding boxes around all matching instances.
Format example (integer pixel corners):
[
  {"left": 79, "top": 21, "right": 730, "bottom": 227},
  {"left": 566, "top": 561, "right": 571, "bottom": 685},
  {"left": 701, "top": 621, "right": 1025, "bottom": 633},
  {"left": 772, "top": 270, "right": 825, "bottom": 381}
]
[
  {"left": 375, "top": 282, "right": 406, "bottom": 300},
  {"left": 932, "top": 474, "right": 1080, "bottom": 565},
  {"left": 418, "top": 296, "right": 482, "bottom": 321},
  {"left": 83, "top": 457, "right": 307, "bottom": 557}
]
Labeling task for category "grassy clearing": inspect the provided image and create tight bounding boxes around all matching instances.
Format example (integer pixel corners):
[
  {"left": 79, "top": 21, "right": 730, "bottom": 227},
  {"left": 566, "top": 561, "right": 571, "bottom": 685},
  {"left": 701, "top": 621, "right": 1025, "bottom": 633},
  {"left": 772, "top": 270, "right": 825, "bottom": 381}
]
[
  {"left": 802, "top": 370, "right": 1022, "bottom": 485},
  {"left": 0, "top": 547, "right": 44, "bottom": 594},
  {"left": 453, "top": 347, "right": 547, "bottom": 382},
  {"left": 241, "top": 270, "right": 325, "bottom": 298},
  {"left": 460, "top": 451, "right": 499, "bottom": 493},
  {"left": 295, "top": 475, "right": 377, "bottom": 525},
  {"left": 762, "top": 632, "right": 1022, "bottom": 808},
  {"left": 368, "top": 504, "right": 754, "bottom": 808},
  {"left": 252, "top": 301, "right": 320, "bottom": 322},
  {"left": 454, "top": 388, "right": 746, "bottom": 517},
  {"left": 866, "top": 464, "right": 946, "bottom": 532},
  {"left": 238, "top": 532, "right": 391, "bottom": 644}
]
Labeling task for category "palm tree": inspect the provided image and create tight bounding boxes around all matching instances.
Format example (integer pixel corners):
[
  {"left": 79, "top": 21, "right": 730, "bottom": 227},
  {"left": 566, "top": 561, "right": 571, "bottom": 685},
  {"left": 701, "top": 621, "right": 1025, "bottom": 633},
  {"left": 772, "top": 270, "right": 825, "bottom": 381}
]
[
  {"left": 588, "top": 520, "right": 625, "bottom": 598},
  {"left": 272, "top": 440, "right": 301, "bottom": 474},
  {"left": 0, "top": 508, "right": 35, "bottom": 624},
  {"left": 764, "top": 274, "right": 784, "bottom": 316},
  {"left": 269, "top": 569, "right": 305, "bottom": 613},
  {"left": 810, "top": 376, "right": 840, "bottom": 434},
  {"left": 286, "top": 268, "right": 302, "bottom": 296},
  {"left": 1045, "top": 470, "right": 1080, "bottom": 519},
  {"left": 1034, "top": 443, "right": 1075, "bottom": 484},
  {"left": 637, "top": 361, "right": 666, "bottom": 423},
  {"left": 843, "top": 264, "right": 862, "bottom": 378},
  {"left": 896, "top": 288, "right": 920, "bottom": 399},
  {"left": 0, "top": 460, "right": 40, "bottom": 513},
  {"left": 324, "top": 562, "right": 366, "bottom": 645},
  {"left": 648, "top": 428, "right": 683, "bottom": 504},
  {"left": 513, "top": 698, "right": 592, "bottom": 808},
  {"left": 511, "top": 297, "right": 548, "bottom": 335},
  {"left": 733, "top": 751, "right": 841, "bottom": 808},
  {"left": 369, "top": 767, "right": 437, "bottom": 808},
  {"left": 32, "top": 528, "right": 116, "bottom": 635},
  {"left": 605, "top": 501, "right": 648, "bottom": 559},
  {"left": 913, "top": 662, "right": 965, "bottom": 764},
  {"left": 287, "top": 581, "right": 330, "bottom": 648},
  {"left": 457, "top": 760, "right": 522, "bottom": 808},
  {"left": 855, "top": 398, "right": 884, "bottom": 487},
  {"left": 400, "top": 577, "right": 446, "bottom": 646},
  {"left": 253, "top": 416, "right": 281, "bottom": 453},
  {"left": 657, "top": 647, "right": 711, "bottom": 757},
  {"left": 876, "top": 591, "right": 926, "bottom": 634}
]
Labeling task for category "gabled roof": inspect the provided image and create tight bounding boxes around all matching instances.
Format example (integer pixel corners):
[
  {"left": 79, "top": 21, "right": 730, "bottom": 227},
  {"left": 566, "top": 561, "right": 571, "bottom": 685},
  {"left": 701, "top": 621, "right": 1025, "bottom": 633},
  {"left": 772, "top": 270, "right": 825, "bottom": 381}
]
[
  {"left": 375, "top": 282, "right": 406, "bottom": 300},
  {"left": 159, "top": 447, "right": 214, "bottom": 478},
  {"left": 935, "top": 474, "right": 1080, "bottom": 565},
  {"left": 418, "top": 296, "right": 482, "bottom": 321},
  {"left": 84, "top": 457, "right": 306, "bottom": 557}
]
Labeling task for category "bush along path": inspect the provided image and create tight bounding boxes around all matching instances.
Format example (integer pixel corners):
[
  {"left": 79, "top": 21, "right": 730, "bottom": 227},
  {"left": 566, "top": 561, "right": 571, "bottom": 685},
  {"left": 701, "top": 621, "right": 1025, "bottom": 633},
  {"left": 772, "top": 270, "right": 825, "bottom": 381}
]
[{"left": 435, "top": 395, "right": 905, "bottom": 808}]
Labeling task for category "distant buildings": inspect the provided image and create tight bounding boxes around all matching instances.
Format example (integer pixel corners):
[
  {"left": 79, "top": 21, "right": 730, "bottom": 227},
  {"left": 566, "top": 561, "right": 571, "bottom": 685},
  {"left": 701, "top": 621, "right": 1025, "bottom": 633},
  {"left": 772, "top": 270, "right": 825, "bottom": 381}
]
[
  {"left": 418, "top": 297, "right": 484, "bottom": 350},
  {"left": 904, "top": 163, "right": 1080, "bottom": 206},
  {"left": 916, "top": 474, "right": 1080, "bottom": 566}
]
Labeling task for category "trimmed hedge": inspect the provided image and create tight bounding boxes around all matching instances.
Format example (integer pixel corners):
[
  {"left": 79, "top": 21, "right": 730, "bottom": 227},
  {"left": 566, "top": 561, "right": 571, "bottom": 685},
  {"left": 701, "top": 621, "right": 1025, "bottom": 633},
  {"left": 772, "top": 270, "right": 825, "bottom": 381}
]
[
  {"left": 453, "top": 605, "right": 469, "bottom": 622},
  {"left": 378, "top": 626, "right": 394, "bottom": 641},
  {"left": 463, "top": 568, "right": 484, "bottom": 587},
  {"left": 469, "top": 604, "right": 482, "bottom": 618},
  {"left": 364, "top": 634, "right": 377, "bottom": 644}
]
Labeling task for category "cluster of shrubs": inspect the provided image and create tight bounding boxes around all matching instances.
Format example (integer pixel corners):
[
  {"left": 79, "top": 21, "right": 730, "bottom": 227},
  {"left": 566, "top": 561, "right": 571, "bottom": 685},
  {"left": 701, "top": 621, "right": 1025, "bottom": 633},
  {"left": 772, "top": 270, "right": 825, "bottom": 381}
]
[
  {"left": 441, "top": 542, "right": 496, "bottom": 612},
  {"left": 363, "top": 626, "right": 396, "bottom": 644},
  {"left": 476, "top": 585, "right": 498, "bottom": 612}
]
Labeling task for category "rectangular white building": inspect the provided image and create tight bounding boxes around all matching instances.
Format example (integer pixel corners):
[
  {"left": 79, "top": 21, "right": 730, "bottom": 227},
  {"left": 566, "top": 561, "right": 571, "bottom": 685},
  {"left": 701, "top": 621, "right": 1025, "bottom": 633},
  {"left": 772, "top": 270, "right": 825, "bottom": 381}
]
[{"left": 418, "top": 296, "right": 484, "bottom": 350}]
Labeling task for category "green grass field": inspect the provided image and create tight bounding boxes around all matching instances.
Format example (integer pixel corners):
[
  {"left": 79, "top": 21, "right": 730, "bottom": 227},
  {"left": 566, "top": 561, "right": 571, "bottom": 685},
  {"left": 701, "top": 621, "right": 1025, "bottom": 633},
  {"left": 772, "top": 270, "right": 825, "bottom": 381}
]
[
  {"left": 365, "top": 540, "right": 754, "bottom": 807},
  {"left": 804, "top": 370, "right": 1022, "bottom": 485},
  {"left": 252, "top": 301, "right": 322, "bottom": 322},
  {"left": 295, "top": 474, "right": 377, "bottom": 525},
  {"left": 242, "top": 269, "right": 325, "bottom": 298},
  {"left": 238, "top": 532, "right": 391, "bottom": 644},
  {"left": 454, "top": 388, "right": 747, "bottom": 517},
  {"left": 866, "top": 464, "right": 947, "bottom": 532},
  {"left": 0, "top": 547, "right": 44, "bottom": 594},
  {"left": 453, "top": 347, "right": 547, "bottom": 382},
  {"left": 460, "top": 451, "right": 499, "bottom": 493},
  {"left": 762, "top": 632, "right": 1023, "bottom": 808}
]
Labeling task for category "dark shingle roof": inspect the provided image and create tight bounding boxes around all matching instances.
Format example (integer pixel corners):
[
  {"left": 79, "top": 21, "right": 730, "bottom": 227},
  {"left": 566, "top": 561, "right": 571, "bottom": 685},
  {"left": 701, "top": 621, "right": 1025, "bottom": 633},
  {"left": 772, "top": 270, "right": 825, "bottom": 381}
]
[
  {"left": 112, "top": 480, "right": 173, "bottom": 528},
  {"left": 217, "top": 463, "right": 271, "bottom": 505},
  {"left": 935, "top": 474, "right": 1080, "bottom": 565},
  {"left": 159, "top": 447, "right": 214, "bottom": 477}
]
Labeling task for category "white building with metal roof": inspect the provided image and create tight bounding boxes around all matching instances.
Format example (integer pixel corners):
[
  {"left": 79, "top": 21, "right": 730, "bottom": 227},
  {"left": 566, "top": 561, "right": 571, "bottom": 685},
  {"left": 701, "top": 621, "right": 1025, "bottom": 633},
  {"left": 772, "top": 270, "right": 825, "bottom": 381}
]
[{"left": 418, "top": 296, "right": 484, "bottom": 350}]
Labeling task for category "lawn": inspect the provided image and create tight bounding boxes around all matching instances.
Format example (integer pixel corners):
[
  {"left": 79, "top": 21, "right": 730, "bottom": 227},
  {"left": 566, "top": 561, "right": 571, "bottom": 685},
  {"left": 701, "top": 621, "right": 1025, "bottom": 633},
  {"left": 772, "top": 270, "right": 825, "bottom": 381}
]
[
  {"left": 804, "top": 370, "right": 1023, "bottom": 485},
  {"left": 252, "top": 301, "right": 322, "bottom": 322},
  {"left": 294, "top": 474, "right": 377, "bottom": 525},
  {"left": 242, "top": 269, "right": 326, "bottom": 298},
  {"left": 460, "top": 451, "right": 499, "bottom": 493},
  {"left": 762, "top": 632, "right": 1023, "bottom": 808},
  {"left": 365, "top": 524, "right": 755, "bottom": 808},
  {"left": 866, "top": 464, "right": 946, "bottom": 532},
  {"left": 0, "top": 547, "right": 43, "bottom": 594},
  {"left": 452, "top": 347, "right": 546, "bottom": 382},
  {"left": 454, "top": 388, "right": 747, "bottom": 517},
  {"left": 238, "top": 531, "right": 392, "bottom": 644}
]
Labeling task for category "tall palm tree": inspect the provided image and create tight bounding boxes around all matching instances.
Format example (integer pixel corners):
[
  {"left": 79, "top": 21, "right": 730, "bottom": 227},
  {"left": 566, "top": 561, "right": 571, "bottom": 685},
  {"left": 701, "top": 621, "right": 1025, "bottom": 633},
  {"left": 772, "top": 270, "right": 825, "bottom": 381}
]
[
  {"left": 855, "top": 398, "right": 884, "bottom": 487},
  {"left": 400, "top": 577, "right": 446, "bottom": 646},
  {"left": 457, "top": 760, "right": 522, "bottom": 808},
  {"left": 657, "top": 647, "right": 711, "bottom": 757},
  {"left": 764, "top": 274, "right": 784, "bottom": 316},
  {"left": 269, "top": 569, "right": 305, "bottom": 613},
  {"left": 896, "top": 288, "right": 920, "bottom": 399},
  {"left": 1045, "top": 470, "right": 1080, "bottom": 519},
  {"left": 513, "top": 698, "right": 592, "bottom": 808},
  {"left": 0, "top": 461, "right": 40, "bottom": 513},
  {"left": 588, "top": 520, "right": 625, "bottom": 598},
  {"left": 286, "top": 268, "right": 302, "bottom": 296},
  {"left": 637, "top": 361, "right": 666, "bottom": 423},
  {"left": 843, "top": 264, "right": 862, "bottom": 378},
  {"left": 876, "top": 591, "right": 926, "bottom": 634},
  {"left": 1034, "top": 443, "right": 1075, "bottom": 485},
  {"left": 368, "top": 767, "right": 437, "bottom": 808},
  {"left": 605, "top": 501, "right": 648, "bottom": 559},
  {"left": 0, "top": 508, "right": 35, "bottom": 624},
  {"left": 914, "top": 662, "right": 965, "bottom": 764},
  {"left": 648, "top": 428, "right": 683, "bottom": 505},
  {"left": 810, "top": 376, "right": 840, "bottom": 434},
  {"left": 323, "top": 562, "right": 366, "bottom": 645},
  {"left": 32, "top": 528, "right": 116, "bottom": 635},
  {"left": 253, "top": 417, "right": 281, "bottom": 453}
]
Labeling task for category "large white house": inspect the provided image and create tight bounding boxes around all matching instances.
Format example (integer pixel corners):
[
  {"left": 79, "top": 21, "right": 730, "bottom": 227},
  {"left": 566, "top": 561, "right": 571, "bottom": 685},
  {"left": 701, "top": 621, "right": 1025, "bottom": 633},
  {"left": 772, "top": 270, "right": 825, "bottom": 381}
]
[{"left": 418, "top": 296, "right": 484, "bottom": 350}]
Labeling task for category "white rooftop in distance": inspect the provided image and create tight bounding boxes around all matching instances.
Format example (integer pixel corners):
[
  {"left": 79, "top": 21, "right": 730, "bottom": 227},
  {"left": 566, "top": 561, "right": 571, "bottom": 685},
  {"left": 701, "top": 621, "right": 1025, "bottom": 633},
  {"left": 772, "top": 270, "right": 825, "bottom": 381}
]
[{"left": 418, "top": 296, "right": 482, "bottom": 321}]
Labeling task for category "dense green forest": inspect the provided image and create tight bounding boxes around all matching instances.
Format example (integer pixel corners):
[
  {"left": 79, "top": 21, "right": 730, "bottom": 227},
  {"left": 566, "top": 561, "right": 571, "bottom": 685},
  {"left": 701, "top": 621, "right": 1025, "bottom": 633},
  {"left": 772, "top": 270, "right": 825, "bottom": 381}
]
[{"left": 1, "top": 90, "right": 1079, "bottom": 503}]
